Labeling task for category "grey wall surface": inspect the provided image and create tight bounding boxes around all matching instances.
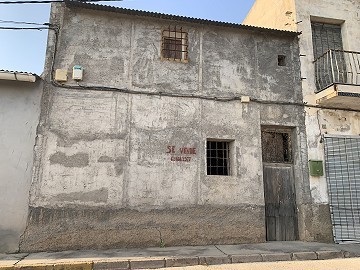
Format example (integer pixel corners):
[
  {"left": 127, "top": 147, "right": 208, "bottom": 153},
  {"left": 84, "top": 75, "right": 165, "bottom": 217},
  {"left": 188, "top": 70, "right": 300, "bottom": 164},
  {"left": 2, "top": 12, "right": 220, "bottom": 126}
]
[
  {"left": 21, "top": 4, "right": 312, "bottom": 252},
  {"left": 0, "top": 79, "right": 42, "bottom": 253}
]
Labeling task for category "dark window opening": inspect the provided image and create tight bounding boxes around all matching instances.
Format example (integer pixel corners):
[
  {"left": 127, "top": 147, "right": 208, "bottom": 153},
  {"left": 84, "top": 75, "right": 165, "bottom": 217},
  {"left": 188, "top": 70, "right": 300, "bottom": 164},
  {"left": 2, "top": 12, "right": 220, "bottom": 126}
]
[
  {"left": 163, "top": 37, "right": 183, "bottom": 59},
  {"left": 278, "top": 55, "right": 286, "bottom": 66},
  {"left": 261, "top": 131, "right": 292, "bottom": 163},
  {"left": 206, "top": 141, "right": 230, "bottom": 175},
  {"left": 161, "top": 26, "right": 188, "bottom": 61},
  {"left": 311, "top": 22, "right": 347, "bottom": 91}
]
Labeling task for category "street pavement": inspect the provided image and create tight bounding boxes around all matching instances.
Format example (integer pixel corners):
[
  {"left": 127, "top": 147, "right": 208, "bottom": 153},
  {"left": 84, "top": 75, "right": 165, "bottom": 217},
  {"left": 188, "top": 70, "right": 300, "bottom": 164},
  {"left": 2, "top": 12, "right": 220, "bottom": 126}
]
[
  {"left": 0, "top": 241, "right": 359, "bottom": 269},
  {"left": 154, "top": 258, "right": 360, "bottom": 270}
]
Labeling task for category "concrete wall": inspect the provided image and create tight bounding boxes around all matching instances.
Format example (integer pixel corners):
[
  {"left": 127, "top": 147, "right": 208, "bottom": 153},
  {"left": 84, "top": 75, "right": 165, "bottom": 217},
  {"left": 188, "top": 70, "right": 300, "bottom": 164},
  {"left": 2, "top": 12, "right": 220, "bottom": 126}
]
[
  {"left": 20, "top": 4, "right": 310, "bottom": 252},
  {"left": 243, "top": 0, "right": 297, "bottom": 31},
  {"left": 0, "top": 79, "right": 42, "bottom": 253}
]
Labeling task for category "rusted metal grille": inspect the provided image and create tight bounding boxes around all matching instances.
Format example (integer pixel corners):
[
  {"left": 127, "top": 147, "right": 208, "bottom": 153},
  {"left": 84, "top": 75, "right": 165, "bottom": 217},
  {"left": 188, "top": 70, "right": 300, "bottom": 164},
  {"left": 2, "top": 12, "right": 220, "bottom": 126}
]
[
  {"left": 310, "top": 23, "right": 359, "bottom": 92},
  {"left": 161, "top": 26, "right": 188, "bottom": 61},
  {"left": 261, "top": 131, "right": 292, "bottom": 163},
  {"left": 206, "top": 141, "right": 230, "bottom": 176}
]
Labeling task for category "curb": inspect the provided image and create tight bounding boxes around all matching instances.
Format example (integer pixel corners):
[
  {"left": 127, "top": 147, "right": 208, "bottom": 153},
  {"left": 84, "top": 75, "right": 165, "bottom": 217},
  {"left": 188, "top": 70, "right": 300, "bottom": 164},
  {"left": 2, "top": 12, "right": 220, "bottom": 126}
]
[{"left": 1, "top": 250, "right": 357, "bottom": 270}]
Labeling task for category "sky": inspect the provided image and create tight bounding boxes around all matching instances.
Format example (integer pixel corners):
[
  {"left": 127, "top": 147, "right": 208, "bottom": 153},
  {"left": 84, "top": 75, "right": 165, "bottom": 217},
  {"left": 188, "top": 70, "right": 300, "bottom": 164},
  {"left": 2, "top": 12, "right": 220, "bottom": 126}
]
[{"left": 0, "top": 0, "right": 255, "bottom": 74}]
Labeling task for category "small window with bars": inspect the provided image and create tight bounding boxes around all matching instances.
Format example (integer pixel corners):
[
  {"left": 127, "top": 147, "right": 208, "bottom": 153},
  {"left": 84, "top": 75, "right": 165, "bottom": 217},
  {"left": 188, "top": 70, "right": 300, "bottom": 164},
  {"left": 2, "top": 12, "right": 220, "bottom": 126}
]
[
  {"left": 161, "top": 26, "right": 188, "bottom": 62},
  {"left": 206, "top": 140, "right": 231, "bottom": 176}
]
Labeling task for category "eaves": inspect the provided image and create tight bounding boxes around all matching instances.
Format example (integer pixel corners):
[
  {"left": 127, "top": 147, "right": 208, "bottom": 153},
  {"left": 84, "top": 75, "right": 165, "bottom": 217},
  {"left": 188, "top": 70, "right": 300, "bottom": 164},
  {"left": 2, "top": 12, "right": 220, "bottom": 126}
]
[{"left": 65, "top": 1, "right": 300, "bottom": 37}]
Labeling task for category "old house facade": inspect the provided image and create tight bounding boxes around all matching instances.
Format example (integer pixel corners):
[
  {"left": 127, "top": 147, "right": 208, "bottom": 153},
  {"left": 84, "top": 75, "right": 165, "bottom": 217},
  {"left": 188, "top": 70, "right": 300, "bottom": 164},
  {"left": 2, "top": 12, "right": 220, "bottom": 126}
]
[
  {"left": 20, "top": 1, "right": 316, "bottom": 251},
  {"left": 245, "top": 0, "right": 360, "bottom": 243},
  {"left": 0, "top": 70, "right": 43, "bottom": 252}
]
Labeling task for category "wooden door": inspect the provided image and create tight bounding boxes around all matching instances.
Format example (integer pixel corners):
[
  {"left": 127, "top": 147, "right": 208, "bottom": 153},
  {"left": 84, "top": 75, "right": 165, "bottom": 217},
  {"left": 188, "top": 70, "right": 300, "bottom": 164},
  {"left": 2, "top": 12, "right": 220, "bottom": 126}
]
[{"left": 261, "top": 129, "right": 298, "bottom": 241}]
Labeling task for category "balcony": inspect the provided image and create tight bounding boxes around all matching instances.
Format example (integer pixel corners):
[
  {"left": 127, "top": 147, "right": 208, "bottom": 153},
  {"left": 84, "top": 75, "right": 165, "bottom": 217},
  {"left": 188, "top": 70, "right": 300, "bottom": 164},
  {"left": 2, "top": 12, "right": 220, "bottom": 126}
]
[{"left": 314, "top": 49, "right": 360, "bottom": 110}]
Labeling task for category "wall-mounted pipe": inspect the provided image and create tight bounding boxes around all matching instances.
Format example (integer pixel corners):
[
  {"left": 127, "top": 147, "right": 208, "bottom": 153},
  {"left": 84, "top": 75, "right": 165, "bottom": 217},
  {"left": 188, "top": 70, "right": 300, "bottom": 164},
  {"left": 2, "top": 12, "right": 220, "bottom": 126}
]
[{"left": 0, "top": 71, "right": 37, "bottom": 83}]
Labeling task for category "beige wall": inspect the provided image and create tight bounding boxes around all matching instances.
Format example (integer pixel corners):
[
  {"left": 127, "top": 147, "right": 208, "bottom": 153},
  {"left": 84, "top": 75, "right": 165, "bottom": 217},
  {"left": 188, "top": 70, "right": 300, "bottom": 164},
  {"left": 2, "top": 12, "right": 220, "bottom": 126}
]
[
  {"left": 295, "top": 0, "right": 360, "bottom": 204},
  {"left": 244, "top": 0, "right": 297, "bottom": 31}
]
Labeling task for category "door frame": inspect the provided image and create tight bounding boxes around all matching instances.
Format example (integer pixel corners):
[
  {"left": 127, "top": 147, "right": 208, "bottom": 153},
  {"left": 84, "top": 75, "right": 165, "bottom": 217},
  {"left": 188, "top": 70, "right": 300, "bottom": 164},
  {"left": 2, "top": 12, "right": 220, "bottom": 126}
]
[{"left": 261, "top": 126, "right": 299, "bottom": 241}]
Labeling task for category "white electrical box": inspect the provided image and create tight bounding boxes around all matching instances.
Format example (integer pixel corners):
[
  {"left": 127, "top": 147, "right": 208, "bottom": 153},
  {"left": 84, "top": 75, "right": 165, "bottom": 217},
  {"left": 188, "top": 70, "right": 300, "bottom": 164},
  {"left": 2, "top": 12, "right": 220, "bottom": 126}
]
[
  {"left": 241, "top": 96, "right": 250, "bottom": 103},
  {"left": 72, "top": 65, "right": 83, "bottom": 80}
]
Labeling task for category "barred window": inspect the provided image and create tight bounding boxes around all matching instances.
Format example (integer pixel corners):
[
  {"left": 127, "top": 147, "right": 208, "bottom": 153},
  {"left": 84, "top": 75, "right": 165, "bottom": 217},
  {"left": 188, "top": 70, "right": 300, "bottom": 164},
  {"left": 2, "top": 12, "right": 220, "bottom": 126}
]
[
  {"left": 161, "top": 26, "right": 188, "bottom": 61},
  {"left": 206, "top": 141, "right": 230, "bottom": 176}
]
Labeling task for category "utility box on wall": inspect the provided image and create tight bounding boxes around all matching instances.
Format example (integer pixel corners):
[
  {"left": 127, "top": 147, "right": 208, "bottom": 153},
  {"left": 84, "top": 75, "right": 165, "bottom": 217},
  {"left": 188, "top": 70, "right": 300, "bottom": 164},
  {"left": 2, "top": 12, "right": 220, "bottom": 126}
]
[
  {"left": 309, "top": 160, "right": 324, "bottom": 176},
  {"left": 72, "top": 65, "right": 83, "bottom": 80}
]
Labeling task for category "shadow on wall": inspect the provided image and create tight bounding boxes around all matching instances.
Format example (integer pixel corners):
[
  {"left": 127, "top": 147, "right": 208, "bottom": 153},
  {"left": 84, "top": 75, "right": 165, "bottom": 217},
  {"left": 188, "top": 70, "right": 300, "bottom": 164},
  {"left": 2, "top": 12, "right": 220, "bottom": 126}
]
[{"left": 0, "top": 229, "right": 20, "bottom": 253}]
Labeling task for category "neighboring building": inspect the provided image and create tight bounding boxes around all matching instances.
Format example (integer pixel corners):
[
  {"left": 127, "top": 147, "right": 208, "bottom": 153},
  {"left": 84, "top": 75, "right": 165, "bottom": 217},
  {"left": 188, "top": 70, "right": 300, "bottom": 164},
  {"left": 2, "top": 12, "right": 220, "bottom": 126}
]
[
  {"left": 0, "top": 70, "right": 43, "bottom": 252},
  {"left": 245, "top": 0, "right": 360, "bottom": 243},
  {"left": 20, "top": 1, "right": 313, "bottom": 252}
]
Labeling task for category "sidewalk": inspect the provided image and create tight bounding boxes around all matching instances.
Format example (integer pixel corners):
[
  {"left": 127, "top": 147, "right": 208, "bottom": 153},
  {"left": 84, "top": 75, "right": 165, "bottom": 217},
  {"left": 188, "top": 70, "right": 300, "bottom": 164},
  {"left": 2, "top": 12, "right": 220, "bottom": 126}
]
[{"left": 1, "top": 241, "right": 360, "bottom": 270}]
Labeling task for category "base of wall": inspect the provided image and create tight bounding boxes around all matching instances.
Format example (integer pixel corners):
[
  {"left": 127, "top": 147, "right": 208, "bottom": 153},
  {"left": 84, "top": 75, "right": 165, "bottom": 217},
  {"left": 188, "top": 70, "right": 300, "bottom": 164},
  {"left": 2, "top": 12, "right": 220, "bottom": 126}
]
[
  {"left": 20, "top": 205, "right": 266, "bottom": 252},
  {"left": 311, "top": 203, "right": 334, "bottom": 243},
  {"left": 0, "top": 229, "right": 21, "bottom": 253}
]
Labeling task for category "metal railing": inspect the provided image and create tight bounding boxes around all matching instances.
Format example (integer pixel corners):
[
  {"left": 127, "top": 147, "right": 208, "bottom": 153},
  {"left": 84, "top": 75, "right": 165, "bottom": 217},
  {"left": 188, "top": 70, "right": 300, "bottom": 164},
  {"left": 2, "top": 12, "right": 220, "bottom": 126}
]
[{"left": 314, "top": 49, "right": 360, "bottom": 92}]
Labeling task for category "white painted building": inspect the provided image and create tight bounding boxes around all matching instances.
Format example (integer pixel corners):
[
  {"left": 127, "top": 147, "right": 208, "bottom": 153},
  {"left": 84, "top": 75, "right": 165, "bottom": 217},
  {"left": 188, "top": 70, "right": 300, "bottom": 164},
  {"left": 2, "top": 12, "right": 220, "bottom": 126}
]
[
  {"left": 0, "top": 70, "right": 43, "bottom": 252},
  {"left": 245, "top": 0, "right": 360, "bottom": 243}
]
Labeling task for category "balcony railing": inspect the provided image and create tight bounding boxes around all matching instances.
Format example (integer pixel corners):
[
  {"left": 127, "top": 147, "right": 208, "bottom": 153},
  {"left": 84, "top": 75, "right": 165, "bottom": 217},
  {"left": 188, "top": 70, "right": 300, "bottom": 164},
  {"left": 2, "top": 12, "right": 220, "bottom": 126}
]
[{"left": 314, "top": 49, "right": 360, "bottom": 92}]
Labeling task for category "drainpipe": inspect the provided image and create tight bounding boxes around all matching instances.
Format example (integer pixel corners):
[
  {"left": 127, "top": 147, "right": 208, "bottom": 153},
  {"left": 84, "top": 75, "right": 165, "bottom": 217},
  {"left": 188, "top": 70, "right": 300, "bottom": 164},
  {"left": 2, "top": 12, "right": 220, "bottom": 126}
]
[{"left": 0, "top": 70, "right": 37, "bottom": 82}]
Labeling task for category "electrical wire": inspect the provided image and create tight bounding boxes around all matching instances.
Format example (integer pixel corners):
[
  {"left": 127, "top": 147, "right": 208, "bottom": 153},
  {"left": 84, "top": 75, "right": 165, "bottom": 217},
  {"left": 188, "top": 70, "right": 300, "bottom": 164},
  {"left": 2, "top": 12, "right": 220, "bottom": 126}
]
[
  {"left": 0, "top": 26, "right": 51, "bottom": 30},
  {"left": 44, "top": 20, "right": 360, "bottom": 113},
  {"left": 0, "top": 19, "right": 48, "bottom": 25},
  {"left": 0, "top": 0, "right": 60, "bottom": 3},
  {"left": 0, "top": 0, "right": 121, "bottom": 4}
]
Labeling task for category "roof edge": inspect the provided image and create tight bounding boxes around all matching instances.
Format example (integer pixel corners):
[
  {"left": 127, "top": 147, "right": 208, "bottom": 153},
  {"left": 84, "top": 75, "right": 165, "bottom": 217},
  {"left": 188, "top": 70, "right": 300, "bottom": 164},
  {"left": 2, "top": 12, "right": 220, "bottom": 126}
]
[
  {"left": 64, "top": 1, "right": 300, "bottom": 37},
  {"left": 0, "top": 70, "right": 38, "bottom": 83}
]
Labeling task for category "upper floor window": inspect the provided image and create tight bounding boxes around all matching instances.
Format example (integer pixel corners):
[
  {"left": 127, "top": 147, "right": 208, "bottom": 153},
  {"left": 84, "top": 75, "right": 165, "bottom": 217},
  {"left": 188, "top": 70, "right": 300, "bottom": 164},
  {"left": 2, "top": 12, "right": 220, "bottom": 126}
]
[
  {"left": 311, "top": 22, "right": 343, "bottom": 59},
  {"left": 161, "top": 26, "right": 188, "bottom": 62}
]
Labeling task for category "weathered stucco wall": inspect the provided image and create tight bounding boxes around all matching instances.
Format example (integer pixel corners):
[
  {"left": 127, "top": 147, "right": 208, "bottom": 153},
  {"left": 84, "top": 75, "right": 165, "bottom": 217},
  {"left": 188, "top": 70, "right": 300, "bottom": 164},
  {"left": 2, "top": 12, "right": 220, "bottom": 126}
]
[
  {"left": 0, "top": 79, "right": 42, "bottom": 253},
  {"left": 243, "top": 0, "right": 297, "bottom": 31},
  {"left": 21, "top": 4, "right": 310, "bottom": 251}
]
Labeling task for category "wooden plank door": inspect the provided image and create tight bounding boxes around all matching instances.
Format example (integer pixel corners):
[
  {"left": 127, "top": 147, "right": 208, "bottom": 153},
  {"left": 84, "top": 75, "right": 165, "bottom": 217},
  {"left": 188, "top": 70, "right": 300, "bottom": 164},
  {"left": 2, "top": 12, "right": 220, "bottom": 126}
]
[{"left": 261, "top": 129, "right": 298, "bottom": 241}]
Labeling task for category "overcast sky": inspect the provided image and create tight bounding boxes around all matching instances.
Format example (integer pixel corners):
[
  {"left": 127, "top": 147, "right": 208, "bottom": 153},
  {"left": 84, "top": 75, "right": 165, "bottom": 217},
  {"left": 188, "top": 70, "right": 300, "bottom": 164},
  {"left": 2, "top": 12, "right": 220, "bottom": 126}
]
[{"left": 0, "top": 0, "right": 255, "bottom": 74}]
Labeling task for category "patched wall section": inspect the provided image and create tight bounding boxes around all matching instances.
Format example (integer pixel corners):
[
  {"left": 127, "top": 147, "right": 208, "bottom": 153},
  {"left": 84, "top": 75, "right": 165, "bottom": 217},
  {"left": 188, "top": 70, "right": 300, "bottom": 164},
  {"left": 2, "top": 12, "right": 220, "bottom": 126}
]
[{"left": 21, "top": 4, "right": 306, "bottom": 251}]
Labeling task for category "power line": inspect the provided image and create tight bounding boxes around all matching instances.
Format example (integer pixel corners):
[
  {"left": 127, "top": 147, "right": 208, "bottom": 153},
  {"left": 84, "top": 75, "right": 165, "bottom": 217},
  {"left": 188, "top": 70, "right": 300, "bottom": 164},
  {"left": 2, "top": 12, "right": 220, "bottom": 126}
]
[
  {"left": 0, "top": 26, "right": 52, "bottom": 30},
  {"left": 0, "top": 0, "right": 59, "bottom": 3},
  {"left": 0, "top": 19, "right": 48, "bottom": 25},
  {"left": 0, "top": 0, "right": 121, "bottom": 4}
]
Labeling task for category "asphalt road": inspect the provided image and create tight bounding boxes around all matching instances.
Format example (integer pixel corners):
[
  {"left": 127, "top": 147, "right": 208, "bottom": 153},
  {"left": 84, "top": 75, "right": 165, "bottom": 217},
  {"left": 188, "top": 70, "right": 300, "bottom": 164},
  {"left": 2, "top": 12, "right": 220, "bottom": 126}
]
[{"left": 155, "top": 258, "right": 360, "bottom": 270}]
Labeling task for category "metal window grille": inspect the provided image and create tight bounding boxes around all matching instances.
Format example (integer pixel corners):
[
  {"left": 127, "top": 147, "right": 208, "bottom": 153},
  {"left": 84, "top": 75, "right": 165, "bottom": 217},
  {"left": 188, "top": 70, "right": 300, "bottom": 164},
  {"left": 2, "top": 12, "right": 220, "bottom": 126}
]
[
  {"left": 206, "top": 141, "right": 230, "bottom": 176},
  {"left": 162, "top": 26, "right": 188, "bottom": 61},
  {"left": 311, "top": 23, "right": 348, "bottom": 92},
  {"left": 324, "top": 136, "right": 360, "bottom": 243}
]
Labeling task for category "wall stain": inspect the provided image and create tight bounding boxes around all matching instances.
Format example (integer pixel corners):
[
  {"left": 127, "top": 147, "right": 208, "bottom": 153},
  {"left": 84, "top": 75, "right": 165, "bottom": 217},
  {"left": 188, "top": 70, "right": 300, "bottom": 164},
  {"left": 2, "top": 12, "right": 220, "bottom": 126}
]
[
  {"left": 52, "top": 188, "right": 108, "bottom": 203},
  {"left": 98, "top": 156, "right": 114, "bottom": 163},
  {"left": 114, "top": 157, "right": 125, "bottom": 176},
  {"left": 49, "top": 152, "right": 89, "bottom": 167}
]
